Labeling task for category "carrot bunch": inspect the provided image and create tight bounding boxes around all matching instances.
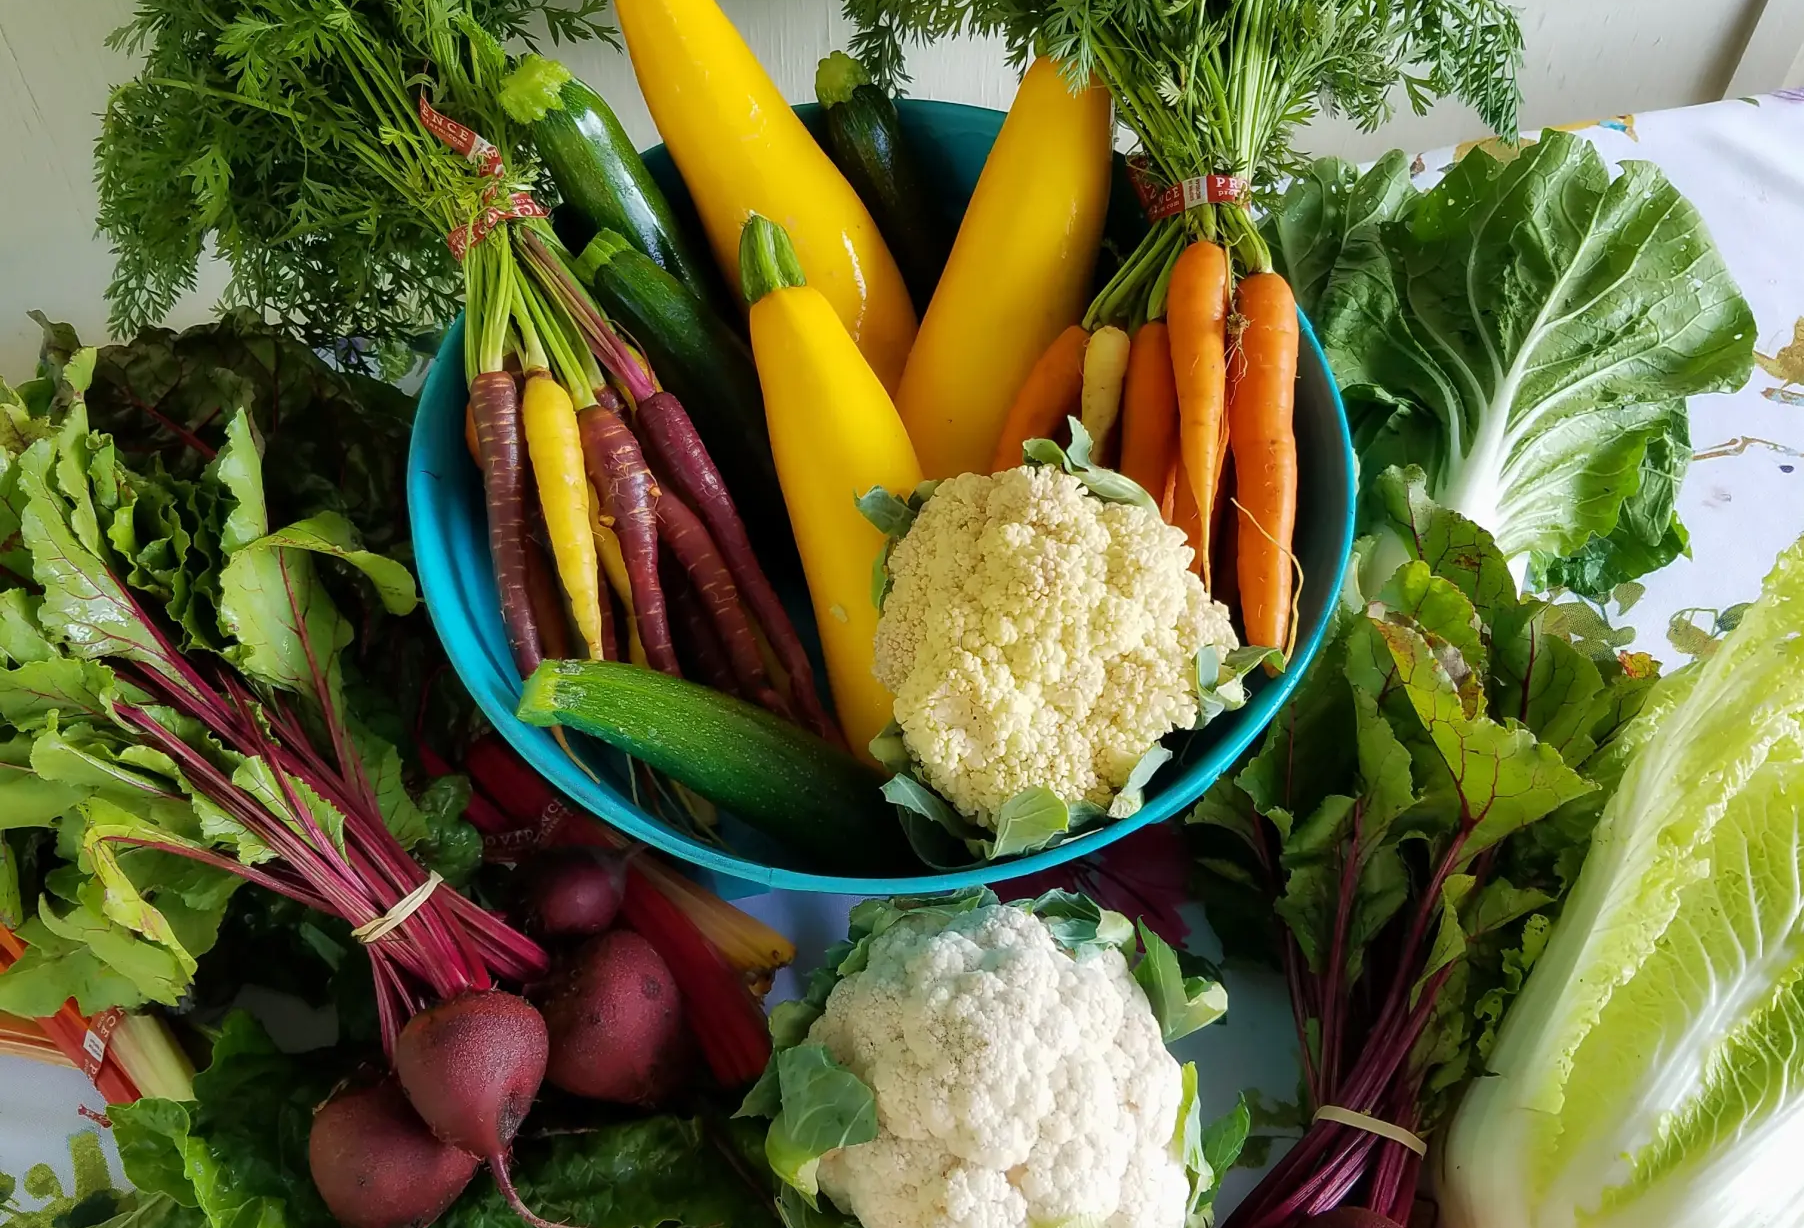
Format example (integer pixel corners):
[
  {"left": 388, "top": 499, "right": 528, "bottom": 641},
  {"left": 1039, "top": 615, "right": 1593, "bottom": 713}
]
[
  {"left": 987, "top": 246, "right": 1301, "bottom": 659},
  {"left": 461, "top": 223, "right": 840, "bottom": 747}
]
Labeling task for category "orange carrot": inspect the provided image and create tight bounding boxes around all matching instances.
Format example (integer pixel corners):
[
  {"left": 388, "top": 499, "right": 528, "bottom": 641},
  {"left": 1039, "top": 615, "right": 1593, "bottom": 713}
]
[
  {"left": 1119, "top": 321, "right": 1180, "bottom": 498},
  {"left": 1227, "top": 272, "right": 1300, "bottom": 654},
  {"left": 1168, "top": 242, "right": 1231, "bottom": 586},
  {"left": 465, "top": 402, "right": 481, "bottom": 464},
  {"left": 989, "top": 324, "right": 1089, "bottom": 471},
  {"left": 1171, "top": 455, "right": 1204, "bottom": 577}
]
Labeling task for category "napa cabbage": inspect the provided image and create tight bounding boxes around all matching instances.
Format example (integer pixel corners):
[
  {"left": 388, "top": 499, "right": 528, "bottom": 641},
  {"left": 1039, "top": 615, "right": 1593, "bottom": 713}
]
[
  {"left": 1268, "top": 131, "right": 1755, "bottom": 595},
  {"left": 1439, "top": 531, "right": 1804, "bottom": 1228}
]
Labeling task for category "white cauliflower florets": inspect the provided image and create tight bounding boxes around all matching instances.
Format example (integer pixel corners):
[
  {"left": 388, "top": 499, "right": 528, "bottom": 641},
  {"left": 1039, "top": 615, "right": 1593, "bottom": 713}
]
[
  {"left": 873, "top": 466, "right": 1236, "bottom": 819},
  {"left": 809, "top": 904, "right": 1189, "bottom": 1228}
]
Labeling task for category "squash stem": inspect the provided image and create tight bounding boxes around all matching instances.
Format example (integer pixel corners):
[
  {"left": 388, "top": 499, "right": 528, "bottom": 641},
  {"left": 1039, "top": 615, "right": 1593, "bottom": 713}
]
[{"left": 738, "top": 215, "right": 807, "bottom": 305}]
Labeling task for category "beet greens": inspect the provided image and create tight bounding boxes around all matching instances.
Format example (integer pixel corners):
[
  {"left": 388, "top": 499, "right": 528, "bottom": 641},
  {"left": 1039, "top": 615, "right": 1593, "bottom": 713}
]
[
  {"left": 0, "top": 341, "right": 546, "bottom": 1049},
  {"left": 1191, "top": 469, "right": 1660, "bottom": 1224}
]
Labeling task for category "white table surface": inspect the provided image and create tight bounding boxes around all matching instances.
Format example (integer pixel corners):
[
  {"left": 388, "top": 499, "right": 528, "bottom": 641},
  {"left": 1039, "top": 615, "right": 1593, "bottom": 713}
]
[{"left": 7, "top": 89, "right": 1804, "bottom": 1217}]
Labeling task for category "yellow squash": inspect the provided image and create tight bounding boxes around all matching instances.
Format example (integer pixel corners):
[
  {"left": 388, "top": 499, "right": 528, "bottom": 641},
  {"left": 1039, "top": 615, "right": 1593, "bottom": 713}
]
[
  {"left": 895, "top": 57, "right": 1113, "bottom": 479},
  {"left": 740, "top": 217, "right": 922, "bottom": 760},
  {"left": 615, "top": 0, "right": 917, "bottom": 391}
]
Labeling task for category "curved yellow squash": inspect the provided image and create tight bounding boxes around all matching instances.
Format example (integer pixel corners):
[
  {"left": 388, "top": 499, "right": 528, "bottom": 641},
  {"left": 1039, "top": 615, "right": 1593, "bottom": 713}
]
[
  {"left": 746, "top": 234, "right": 923, "bottom": 760},
  {"left": 616, "top": 0, "right": 917, "bottom": 391},
  {"left": 895, "top": 58, "right": 1113, "bottom": 479}
]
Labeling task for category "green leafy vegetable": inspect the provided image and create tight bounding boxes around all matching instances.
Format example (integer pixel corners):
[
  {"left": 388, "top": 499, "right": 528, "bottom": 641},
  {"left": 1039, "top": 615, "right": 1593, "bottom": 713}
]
[
  {"left": 762, "top": 1045, "right": 879, "bottom": 1203},
  {"left": 96, "top": 3, "right": 612, "bottom": 365},
  {"left": 1191, "top": 475, "right": 1654, "bottom": 1222},
  {"left": 1269, "top": 133, "right": 1754, "bottom": 587},
  {"left": 1441, "top": 529, "right": 1804, "bottom": 1228}
]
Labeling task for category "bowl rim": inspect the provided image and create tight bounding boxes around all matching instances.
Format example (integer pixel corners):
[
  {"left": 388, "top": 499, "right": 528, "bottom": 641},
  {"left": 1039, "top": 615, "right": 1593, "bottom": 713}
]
[{"left": 406, "top": 117, "right": 1356, "bottom": 894}]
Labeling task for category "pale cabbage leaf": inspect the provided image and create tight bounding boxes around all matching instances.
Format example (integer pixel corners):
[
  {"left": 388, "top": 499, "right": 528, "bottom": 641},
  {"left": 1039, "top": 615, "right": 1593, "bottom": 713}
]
[{"left": 1440, "top": 533, "right": 1804, "bottom": 1228}]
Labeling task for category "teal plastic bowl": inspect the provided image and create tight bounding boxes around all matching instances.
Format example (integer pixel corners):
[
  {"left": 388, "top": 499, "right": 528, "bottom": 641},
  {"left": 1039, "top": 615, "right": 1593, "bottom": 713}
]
[{"left": 407, "top": 99, "right": 1355, "bottom": 893}]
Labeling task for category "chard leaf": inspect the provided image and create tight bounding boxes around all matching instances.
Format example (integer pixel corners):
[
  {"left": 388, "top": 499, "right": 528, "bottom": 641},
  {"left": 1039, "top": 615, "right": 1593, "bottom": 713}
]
[
  {"left": 1297, "top": 133, "right": 1754, "bottom": 564},
  {"left": 0, "top": 658, "right": 122, "bottom": 730},
  {"left": 1374, "top": 618, "right": 1593, "bottom": 862},
  {"left": 250, "top": 512, "right": 417, "bottom": 616},
  {"left": 0, "top": 589, "right": 53, "bottom": 664},
  {"left": 764, "top": 1044, "right": 877, "bottom": 1204},
  {"left": 23, "top": 895, "right": 187, "bottom": 1009},
  {"left": 15, "top": 436, "right": 178, "bottom": 684}
]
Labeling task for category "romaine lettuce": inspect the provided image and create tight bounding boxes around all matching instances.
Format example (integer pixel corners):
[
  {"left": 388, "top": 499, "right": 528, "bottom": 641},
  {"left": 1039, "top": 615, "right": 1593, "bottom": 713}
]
[
  {"left": 1269, "top": 133, "right": 1754, "bottom": 594},
  {"left": 1440, "top": 531, "right": 1804, "bottom": 1228}
]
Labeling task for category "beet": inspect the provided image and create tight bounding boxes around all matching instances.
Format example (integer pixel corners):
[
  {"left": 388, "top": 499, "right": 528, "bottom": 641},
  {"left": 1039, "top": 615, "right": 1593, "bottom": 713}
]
[
  {"left": 521, "top": 850, "right": 626, "bottom": 937},
  {"left": 543, "top": 930, "right": 685, "bottom": 1104},
  {"left": 1304, "top": 1210, "right": 1405, "bottom": 1228},
  {"left": 395, "top": 990, "right": 562, "bottom": 1228},
  {"left": 309, "top": 1079, "right": 478, "bottom": 1228}
]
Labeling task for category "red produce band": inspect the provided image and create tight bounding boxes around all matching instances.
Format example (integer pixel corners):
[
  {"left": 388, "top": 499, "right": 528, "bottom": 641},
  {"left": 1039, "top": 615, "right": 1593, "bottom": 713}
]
[
  {"left": 1127, "top": 155, "right": 1251, "bottom": 221},
  {"left": 446, "top": 192, "right": 549, "bottom": 259},
  {"left": 417, "top": 94, "right": 503, "bottom": 178}
]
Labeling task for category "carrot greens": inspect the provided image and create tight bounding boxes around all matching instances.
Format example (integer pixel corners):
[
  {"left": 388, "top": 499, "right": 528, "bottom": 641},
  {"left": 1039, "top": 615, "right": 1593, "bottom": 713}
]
[{"left": 97, "top": 0, "right": 613, "bottom": 368}]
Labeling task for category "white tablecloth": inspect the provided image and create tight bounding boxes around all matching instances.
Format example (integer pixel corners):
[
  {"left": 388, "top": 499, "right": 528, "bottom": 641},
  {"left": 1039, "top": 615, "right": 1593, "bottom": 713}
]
[{"left": 7, "top": 88, "right": 1804, "bottom": 1215}]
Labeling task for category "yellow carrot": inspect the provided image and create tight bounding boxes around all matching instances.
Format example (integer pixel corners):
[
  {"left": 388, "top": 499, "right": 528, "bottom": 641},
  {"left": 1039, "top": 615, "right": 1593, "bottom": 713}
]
[
  {"left": 521, "top": 372, "right": 607, "bottom": 660},
  {"left": 1079, "top": 324, "right": 1132, "bottom": 461},
  {"left": 590, "top": 497, "right": 649, "bottom": 668}
]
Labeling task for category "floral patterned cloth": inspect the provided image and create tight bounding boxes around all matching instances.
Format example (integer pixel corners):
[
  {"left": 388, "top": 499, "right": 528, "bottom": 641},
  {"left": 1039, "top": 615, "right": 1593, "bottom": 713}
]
[{"left": 5, "top": 90, "right": 1804, "bottom": 1215}]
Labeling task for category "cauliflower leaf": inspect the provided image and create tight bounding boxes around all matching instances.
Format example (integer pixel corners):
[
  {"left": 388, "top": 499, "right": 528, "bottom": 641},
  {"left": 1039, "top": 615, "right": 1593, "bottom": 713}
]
[{"left": 763, "top": 1045, "right": 878, "bottom": 1205}]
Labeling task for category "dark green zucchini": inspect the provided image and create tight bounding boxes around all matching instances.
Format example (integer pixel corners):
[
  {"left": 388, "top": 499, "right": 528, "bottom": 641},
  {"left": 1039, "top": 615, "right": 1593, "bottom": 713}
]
[
  {"left": 533, "top": 77, "right": 727, "bottom": 313},
  {"left": 816, "top": 52, "right": 952, "bottom": 313},
  {"left": 518, "top": 659, "right": 916, "bottom": 875},
  {"left": 573, "top": 229, "right": 794, "bottom": 572}
]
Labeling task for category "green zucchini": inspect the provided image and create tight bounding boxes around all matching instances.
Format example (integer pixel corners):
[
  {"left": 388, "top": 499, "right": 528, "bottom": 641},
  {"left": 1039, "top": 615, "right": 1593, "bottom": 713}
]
[
  {"left": 518, "top": 660, "right": 916, "bottom": 875},
  {"left": 573, "top": 229, "right": 793, "bottom": 570},
  {"left": 533, "top": 77, "right": 726, "bottom": 313},
  {"left": 816, "top": 52, "right": 952, "bottom": 312}
]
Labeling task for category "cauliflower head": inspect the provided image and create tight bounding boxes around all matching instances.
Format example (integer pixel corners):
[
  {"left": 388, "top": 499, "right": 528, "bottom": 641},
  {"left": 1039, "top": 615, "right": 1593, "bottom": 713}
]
[
  {"left": 808, "top": 904, "right": 1189, "bottom": 1228},
  {"left": 873, "top": 466, "right": 1237, "bottom": 819}
]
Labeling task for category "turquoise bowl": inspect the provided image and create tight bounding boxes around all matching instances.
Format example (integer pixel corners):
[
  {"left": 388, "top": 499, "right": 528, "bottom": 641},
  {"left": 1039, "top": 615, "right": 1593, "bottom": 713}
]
[{"left": 407, "top": 99, "right": 1355, "bottom": 893}]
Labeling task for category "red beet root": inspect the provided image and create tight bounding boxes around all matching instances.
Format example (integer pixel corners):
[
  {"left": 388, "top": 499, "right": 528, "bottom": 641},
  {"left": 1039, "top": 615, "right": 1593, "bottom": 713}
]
[
  {"left": 522, "top": 851, "right": 626, "bottom": 937},
  {"left": 543, "top": 930, "right": 685, "bottom": 1104},
  {"left": 1304, "top": 1211, "right": 1405, "bottom": 1228},
  {"left": 309, "top": 1079, "right": 479, "bottom": 1228},
  {"left": 395, "top": 990, "right": 562, "bottom": 1228}
]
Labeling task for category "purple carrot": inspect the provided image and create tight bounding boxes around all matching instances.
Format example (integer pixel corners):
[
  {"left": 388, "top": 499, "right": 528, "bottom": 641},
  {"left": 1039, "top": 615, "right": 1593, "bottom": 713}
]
[
  {"left": 576, "top": 391, "right": 678, "bottom": 676},
  {"left": 655, "top": 489, "right": 790, "bottom": 718},
  {"left": 632, "top": 391, "right": 841, "bottom": 745},
  {"left": 469, "top": 371, "right": 542, "bottom": 679},
  {"left": 662, "top": 558, "right": 741, "bottom": 698}
]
